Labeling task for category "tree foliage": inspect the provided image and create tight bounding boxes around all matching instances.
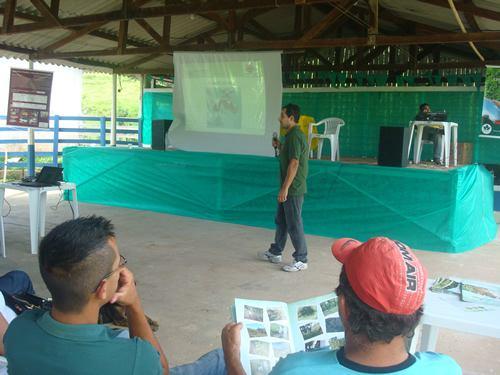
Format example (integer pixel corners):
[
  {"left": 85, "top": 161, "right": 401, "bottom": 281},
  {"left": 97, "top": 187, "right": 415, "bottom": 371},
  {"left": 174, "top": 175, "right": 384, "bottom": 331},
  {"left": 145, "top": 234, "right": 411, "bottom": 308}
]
[
  {"left": 82, "top": 73, "right": 140, "bottom": 118},
  {"left": 485, "top": 68, "right": 500, "bottom": 100}
]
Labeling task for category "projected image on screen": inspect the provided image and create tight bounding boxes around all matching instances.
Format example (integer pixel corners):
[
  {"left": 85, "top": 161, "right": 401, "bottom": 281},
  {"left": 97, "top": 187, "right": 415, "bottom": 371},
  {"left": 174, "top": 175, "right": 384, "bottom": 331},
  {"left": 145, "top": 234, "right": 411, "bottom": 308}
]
[
  {"left": 207, "top": 86, "right": 241, "bottom": 130},
  {"left": 182, "top": 60, "right": 266, "bottom": 136}
]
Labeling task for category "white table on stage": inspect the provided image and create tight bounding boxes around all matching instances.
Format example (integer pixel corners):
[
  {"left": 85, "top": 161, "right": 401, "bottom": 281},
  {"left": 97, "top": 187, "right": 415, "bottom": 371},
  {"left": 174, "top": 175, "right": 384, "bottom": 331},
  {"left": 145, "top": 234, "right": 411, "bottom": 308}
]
[
  {"left": 418, "top": 279, "right": 500, "bottom": 352},
  {"left": 408, "top": 121, "right": 458, "bottom": 168},
  {"left": 0, "top": 182, "right": 79, "bottom": 257}
]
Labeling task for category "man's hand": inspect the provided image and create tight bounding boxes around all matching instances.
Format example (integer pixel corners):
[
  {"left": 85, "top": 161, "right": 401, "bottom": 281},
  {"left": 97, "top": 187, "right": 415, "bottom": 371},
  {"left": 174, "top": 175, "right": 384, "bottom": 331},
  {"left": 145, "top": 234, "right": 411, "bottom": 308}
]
[
  {"left": 110, "top": 268, "right": 140, "bottom": 307},
  {"left": 278, "top": 187, "right": 288, "bottom": 203},
  {"left": 222, "top": 323, "right": 245, "bottom": 375}
]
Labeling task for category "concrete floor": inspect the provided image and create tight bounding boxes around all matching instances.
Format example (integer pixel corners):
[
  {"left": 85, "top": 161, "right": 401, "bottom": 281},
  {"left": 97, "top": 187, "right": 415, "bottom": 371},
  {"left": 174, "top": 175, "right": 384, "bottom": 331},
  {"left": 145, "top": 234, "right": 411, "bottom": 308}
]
[{"left": 1, "top": 190, "right": 499, "bottom": 375}]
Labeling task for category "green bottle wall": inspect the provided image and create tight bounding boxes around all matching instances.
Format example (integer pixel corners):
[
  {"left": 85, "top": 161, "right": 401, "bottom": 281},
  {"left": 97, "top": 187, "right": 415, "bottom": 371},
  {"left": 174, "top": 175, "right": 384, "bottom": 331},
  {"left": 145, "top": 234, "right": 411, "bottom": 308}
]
[
  {"left": 142, "top": 89, "right": 483, "bottom": 159},
  {"left": 283, "top": 90, "right": 483, "bottom": 158}
]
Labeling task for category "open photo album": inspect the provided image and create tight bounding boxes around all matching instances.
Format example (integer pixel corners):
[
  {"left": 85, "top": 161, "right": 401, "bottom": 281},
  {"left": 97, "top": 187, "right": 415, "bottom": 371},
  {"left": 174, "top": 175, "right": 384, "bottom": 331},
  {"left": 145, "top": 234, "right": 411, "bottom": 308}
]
[{"left": 233, "top": 293, "right": 345, "bottom": 375}]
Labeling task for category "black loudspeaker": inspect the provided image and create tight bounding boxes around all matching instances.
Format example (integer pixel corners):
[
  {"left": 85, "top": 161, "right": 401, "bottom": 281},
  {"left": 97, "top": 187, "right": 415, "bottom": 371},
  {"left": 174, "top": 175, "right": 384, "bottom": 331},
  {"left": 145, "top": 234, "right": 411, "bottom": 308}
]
[
  {"left": 378, "top": 126, "right": 411, "bottom": 167},
  {"left": 151, "top": 120, "right": 173, "bottom": 150}
]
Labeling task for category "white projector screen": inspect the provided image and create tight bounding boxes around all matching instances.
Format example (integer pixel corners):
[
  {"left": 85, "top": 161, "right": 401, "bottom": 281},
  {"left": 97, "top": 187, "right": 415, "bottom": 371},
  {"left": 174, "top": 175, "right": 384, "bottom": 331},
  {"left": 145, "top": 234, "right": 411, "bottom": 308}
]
[{"left": 171, "top": 51, "right": 283, "bottom": 155}]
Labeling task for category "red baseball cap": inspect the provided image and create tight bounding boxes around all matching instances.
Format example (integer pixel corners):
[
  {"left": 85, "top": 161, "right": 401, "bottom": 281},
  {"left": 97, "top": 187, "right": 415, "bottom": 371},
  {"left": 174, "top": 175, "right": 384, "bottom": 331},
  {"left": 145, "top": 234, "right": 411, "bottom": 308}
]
[{"left": 331, "top": 237, "right": 427, "bottom": 315}]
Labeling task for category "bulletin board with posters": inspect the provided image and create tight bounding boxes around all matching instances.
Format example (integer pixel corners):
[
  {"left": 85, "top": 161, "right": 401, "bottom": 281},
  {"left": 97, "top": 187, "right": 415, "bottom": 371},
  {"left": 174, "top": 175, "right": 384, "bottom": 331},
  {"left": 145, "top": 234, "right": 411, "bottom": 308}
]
[
  {"left": 476, "top": 66, "right": 500, "bottom": 171},
  {"left": 6, "top": 68, "right": 53, "bottom": 128}
]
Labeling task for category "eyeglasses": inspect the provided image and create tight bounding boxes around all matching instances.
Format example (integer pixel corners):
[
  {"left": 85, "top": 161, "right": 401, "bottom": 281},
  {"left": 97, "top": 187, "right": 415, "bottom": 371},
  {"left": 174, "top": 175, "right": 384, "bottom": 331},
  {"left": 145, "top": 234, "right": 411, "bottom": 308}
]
[{"left": 93, "top": 254, "right": 127, "bottom": 292}]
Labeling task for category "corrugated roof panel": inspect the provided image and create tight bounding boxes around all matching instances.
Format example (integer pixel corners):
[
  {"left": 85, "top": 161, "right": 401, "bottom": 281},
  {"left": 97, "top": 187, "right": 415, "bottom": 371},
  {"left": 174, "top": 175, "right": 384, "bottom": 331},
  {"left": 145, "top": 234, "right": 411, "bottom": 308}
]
[
  {"left": 170, "top": 14, "right": 217, "bottom": 44},
  {"left": 473, "top": 0, "right": 500, "bottom": 13},
  {"left": 0, "top": 29, "right": 73, "bottom": 50},
  {"left": 380, "top": 0, "right": 459, "bottom": 29},
  {"left": 14, "top": 0, "right": 124, "bottom": 17},
  {"left": 0, "top": 0, "right": 497, "bottom": 72}
]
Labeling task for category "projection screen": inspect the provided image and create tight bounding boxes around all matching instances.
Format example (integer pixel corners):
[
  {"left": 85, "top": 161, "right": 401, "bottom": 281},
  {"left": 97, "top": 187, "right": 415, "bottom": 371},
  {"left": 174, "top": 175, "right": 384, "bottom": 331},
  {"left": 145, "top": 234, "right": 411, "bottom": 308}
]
[{"left": 170, "top": 51, "right": 283, "bottom": 156}]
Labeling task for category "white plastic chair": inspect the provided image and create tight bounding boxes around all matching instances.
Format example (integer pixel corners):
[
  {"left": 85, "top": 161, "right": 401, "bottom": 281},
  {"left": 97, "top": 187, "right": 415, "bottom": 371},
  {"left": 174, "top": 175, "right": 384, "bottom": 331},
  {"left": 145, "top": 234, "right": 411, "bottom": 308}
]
[
  {"left": 308, "top": 118, "right": 345, "bottom": 161},
  {"left": 0, "top": 147, "right": 22, "bottom": 182}
]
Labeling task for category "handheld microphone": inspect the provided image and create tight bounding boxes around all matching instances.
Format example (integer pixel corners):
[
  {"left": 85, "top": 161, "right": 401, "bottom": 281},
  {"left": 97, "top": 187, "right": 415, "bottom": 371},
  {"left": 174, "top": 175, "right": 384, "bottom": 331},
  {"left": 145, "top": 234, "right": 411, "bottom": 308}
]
[{"left": 272, "top": 132, "right": 279, "bottom": 157}]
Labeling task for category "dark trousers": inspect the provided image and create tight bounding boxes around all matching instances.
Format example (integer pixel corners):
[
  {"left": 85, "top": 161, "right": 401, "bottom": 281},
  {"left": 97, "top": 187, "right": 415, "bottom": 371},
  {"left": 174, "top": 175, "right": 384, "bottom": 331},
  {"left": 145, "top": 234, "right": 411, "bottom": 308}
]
[
  {"left": 0, "top": 270, "right": 35, "bottom": 295},
  {"left": 269, "top": 195, "right": 308, "bottom": 263}
]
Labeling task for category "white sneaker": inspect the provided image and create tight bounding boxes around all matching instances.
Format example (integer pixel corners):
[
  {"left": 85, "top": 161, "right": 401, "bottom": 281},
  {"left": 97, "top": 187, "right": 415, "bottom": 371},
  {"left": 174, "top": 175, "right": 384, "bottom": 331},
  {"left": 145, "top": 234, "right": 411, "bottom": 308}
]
[
  {"left": 257, "top": 251, "right": 282, "bottom": 264},
  {"left": 282, "top": 261, "right": 308, "bottom": 272}
]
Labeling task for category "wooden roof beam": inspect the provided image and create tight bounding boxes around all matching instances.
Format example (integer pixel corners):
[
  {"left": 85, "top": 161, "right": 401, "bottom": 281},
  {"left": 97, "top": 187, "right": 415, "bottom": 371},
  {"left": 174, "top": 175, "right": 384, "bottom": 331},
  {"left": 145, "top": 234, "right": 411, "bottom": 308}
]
[
  {"left": 113, "top": 67, "right": 173, "bottom": 75},
  {"left": 0, "top": 8, "right": 154, "bottom": 47},
  {"left": 135, "top": 19, "right": 162, "bottom": 44},
  {"left": 299, "top": 0, "right": 358, "bottom": 42},
  {"left": 462, "top": 0, "right": 481, "bottom": 32},
  {"left": 116, "top": 53, "right": 161, "bottom": 71},
  {"left": 40, "top": 21, "right": 108, "bottom": 52},
  {"left": 162, "top": 16, "right": 171, "bottom": 47},
  {"left": 240, "top": 7, "right": 275, "bottom": 26},
  {"left": 178, "top": 25, "right": 224, "bottom": 46},
  {"left": 30, "top": 31, "right": 500, "bottom": 60},
  {"left": 4, "top": 0, "right": 334, "bottom": 35},
  {"left": 50, "top": 0, "right": 59, "bottom": 17},
  {"left": 367, "top": 0, "right": 378, "bottom": 42},
  {"left": 30, "top": 0, "right": 61, "bottom": 26},
  {"left": 235, "top": 7, "right": 276, "bottom": 40},
  {"left": 294, "top": 5, "right": 303, "bottom": 37},
  {"left": 241, "top": 31, "right": 500, "bottom": 49},
  {"left": 2, "top": 0, "right": 16, "bottom": 34},
  {"left": 247, "top": 19, "right": 277, "bottom": 40},
  {"left": 118, "top": 20, "right": 129, "bottom": 54}
]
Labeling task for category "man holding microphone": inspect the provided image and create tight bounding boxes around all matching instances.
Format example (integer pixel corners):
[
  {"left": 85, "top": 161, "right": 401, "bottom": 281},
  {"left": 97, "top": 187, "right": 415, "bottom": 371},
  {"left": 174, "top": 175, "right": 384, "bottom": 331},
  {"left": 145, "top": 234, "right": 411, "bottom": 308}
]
[{"left": 259, "top": 103, "right": 309, "bottom": 272}]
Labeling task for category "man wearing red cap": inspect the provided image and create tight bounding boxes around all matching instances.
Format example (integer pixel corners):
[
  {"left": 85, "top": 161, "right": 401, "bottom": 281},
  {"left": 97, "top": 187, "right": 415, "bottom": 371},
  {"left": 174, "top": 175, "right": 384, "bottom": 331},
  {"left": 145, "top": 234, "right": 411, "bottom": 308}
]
[{"left": 222, "top": 237, "right": 461, "bottom": 374}]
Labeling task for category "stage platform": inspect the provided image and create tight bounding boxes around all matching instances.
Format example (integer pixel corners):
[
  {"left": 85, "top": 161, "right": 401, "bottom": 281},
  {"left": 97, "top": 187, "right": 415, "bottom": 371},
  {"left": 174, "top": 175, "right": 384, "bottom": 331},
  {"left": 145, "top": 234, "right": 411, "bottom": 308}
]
[{"left": 63, "top": 147, "right": 497, "bottom": 253}]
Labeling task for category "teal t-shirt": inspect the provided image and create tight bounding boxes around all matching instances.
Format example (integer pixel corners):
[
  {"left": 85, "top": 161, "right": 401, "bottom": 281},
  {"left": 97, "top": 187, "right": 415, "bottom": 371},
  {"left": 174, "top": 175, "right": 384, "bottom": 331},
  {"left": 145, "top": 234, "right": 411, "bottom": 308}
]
[
  {"left": 270, "top": 347, "right": 461, "bottom": 375},
  {"left": 4, "top": 310, "right": 163, "bottom": 375}
]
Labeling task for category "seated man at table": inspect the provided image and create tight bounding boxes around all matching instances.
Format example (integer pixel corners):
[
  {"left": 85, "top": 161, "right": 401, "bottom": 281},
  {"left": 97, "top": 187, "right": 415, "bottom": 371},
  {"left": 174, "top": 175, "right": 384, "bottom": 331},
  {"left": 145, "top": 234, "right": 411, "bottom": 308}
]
[
  {"left": 415, "top": 103, "right": 444, "bottom": 165},
  {"left": 4, "top": 216, "right": 227, "bottom": 375},
  {"left": 222, "top": 237, "right": 461, "bottom": 375}
]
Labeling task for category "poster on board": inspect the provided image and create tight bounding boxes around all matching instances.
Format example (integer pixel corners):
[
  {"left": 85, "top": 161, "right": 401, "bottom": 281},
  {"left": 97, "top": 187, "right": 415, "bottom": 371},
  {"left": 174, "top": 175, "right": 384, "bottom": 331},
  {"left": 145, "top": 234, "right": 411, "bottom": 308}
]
[
  {"left": 480, "top": 67, "right": 500, "bottom": 138},
  {"left": 6, "top": 68, "right": 53, "bottom": 128}
]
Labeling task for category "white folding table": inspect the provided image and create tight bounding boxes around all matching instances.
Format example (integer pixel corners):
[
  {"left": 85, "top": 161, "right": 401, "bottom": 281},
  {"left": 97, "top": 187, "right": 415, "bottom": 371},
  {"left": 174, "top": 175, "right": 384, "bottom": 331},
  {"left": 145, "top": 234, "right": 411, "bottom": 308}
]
[
  {"left": 418, "top": 279, "right": 500, "bottom": 351},
  {"left": 0, "top": 182, "right": 79, "bottom": 257},
  {"left": 408, "top": 121, "right": 458, "bottom": 168}
]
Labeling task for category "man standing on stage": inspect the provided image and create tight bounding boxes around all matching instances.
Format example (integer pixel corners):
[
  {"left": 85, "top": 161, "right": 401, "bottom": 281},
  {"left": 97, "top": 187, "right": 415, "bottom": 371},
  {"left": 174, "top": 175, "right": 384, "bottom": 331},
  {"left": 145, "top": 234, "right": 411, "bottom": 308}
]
[{"left": 259, "top": 103, "right": 309, "bottom": 272}]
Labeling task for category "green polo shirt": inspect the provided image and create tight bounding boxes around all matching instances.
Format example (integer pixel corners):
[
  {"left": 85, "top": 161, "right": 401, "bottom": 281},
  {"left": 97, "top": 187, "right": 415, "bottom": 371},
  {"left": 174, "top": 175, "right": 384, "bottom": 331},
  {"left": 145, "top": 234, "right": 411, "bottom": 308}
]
[
  {"left": 280, "top": 126, "right": 309, "bottom": 196},
  {"left": 4, "top": 310, "right": 162, "bottom": 375}
]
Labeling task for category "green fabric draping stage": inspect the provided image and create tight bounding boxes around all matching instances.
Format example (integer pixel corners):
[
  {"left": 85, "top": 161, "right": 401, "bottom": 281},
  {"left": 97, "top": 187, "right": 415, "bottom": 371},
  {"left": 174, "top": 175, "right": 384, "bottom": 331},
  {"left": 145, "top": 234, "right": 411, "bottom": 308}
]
[{"left": 63, "top": 147, "right": 496, "bottom": 253}]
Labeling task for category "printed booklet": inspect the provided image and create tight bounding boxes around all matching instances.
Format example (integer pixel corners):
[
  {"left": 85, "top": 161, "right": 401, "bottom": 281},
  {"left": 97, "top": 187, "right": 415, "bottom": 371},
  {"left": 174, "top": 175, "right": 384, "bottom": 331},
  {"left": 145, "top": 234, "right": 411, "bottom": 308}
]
[
  {"left": 233, "top": 293, "right": 344, "bottom": 375},
  {"left": 430, "top": 277, "right": 500, "bottom": 307}
]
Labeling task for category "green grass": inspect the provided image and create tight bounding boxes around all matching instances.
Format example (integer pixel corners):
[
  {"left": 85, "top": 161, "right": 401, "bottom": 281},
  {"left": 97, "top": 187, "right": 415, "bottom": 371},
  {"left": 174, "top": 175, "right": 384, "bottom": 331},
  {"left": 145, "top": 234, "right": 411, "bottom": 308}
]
[{"left": 82, "top": 73, "right": 140, "bottom": 118}]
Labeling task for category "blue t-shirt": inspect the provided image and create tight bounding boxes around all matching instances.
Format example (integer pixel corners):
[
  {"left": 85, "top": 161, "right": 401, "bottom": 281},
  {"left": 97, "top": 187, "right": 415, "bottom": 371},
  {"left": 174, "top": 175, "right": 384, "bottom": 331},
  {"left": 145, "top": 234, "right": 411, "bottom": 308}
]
[
  {"left": 271, "top": 347, "right": 461, "bottom": 375},
  {"left": 4, "top": 310, "right": 163, "bottom": 375}
]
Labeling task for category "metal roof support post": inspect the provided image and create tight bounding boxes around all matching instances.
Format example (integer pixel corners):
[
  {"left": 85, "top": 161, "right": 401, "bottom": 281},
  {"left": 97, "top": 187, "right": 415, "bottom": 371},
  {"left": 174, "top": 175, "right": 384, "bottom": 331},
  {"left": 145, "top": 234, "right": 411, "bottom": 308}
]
[
  {"left": 27, "top": 60, "right": 35, "bottom": 177},
  {"left": 110, "top": 73, "right": 117, "bottom": 146}
]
